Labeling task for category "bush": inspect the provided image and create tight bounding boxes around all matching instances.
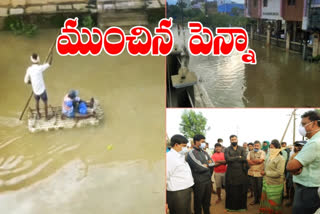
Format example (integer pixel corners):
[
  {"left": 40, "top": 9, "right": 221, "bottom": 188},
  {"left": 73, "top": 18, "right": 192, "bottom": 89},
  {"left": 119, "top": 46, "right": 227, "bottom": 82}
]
[
  {"left": 50, "top": 14, "right": 66, "bottom": 28},
  {"left": 4, "top": 16, "right": 38, "bottom": 37},
  {"left": 81, "top": 14, "right": 95, "bottom": 28},
  {"left": 313, "top": 55, "right": 320, "bottom": 61}
]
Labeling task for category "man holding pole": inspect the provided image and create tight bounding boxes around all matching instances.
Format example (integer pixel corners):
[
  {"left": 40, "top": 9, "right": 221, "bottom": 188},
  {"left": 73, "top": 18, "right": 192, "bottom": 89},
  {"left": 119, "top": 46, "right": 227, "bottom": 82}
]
[{"left": 24, "top": 52, "right": 53, "bottom": 120}]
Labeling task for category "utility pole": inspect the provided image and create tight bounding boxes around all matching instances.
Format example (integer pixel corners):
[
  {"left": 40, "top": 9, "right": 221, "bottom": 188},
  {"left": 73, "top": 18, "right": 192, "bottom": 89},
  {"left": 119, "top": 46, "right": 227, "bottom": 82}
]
[{"left": 281, "top": 109, "right": 296, "bottom": 143}]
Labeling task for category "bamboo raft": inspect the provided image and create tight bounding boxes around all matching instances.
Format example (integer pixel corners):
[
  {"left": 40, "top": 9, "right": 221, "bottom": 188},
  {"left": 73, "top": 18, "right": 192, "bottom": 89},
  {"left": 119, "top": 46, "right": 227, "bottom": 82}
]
[{"left": 27, "top": 99, "right": 104, "bottom": 133}]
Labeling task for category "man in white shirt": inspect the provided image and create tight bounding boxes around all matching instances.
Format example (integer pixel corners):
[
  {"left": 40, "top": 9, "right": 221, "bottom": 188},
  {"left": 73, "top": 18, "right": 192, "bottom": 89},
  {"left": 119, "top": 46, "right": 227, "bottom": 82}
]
[
  {"left": 167, "top": 134, "right": 194, "bottom": 214},
  {"left": 24, "top": 53, "right": 53, "bottom": 120}
]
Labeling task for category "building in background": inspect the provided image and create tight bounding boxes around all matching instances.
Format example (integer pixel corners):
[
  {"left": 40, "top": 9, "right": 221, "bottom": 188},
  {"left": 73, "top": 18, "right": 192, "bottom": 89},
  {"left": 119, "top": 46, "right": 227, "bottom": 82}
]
[
  {"left": 304, "top": 0, "right": 320, "bottom": 57},
  {"left": 217, "top": 3, "right": 244, "bottom": 16},
  {"left": 245, "top": 0, "right": 320, "bottom": 58}
]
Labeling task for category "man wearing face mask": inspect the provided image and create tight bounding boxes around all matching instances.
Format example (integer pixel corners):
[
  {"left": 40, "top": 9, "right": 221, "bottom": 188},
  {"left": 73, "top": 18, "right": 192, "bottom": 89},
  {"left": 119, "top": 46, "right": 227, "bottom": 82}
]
[
  {"left": 287, "top": 110, "right": 320, "bottom": 214},
  {"left": 166, "top": 134, "right": 194, "bottom": 214},
  {"left": 186, "top": 134, "right": 214, "bottom": 214},
  {"left": 247, "top": 141, "right": 265, "bottom": 205},
  {"left": 224, "top": 135, "right": 249, "bottom": 211}
]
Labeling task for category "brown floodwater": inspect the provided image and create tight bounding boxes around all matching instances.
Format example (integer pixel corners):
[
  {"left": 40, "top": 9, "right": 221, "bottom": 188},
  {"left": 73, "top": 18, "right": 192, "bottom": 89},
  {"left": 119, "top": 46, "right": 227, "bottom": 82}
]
[
  {"left": 172, "top": 26, "right": 320, "bottom": 107},
  {"left": 0, "top": 29, "right": 165, "bottom": 214}
]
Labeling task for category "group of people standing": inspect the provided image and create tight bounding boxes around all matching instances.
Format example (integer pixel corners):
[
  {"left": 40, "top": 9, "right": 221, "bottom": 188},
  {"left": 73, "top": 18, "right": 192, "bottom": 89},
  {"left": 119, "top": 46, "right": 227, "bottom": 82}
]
[{"left": 166, "top": 110, "right": 320, "bottom": 214}]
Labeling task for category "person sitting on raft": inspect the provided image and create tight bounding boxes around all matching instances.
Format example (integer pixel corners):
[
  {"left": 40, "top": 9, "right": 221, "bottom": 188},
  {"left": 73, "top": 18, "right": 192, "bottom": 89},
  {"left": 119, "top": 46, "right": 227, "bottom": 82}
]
[{"left": 62, "top": 90, "right": 95, "bottom": 119}]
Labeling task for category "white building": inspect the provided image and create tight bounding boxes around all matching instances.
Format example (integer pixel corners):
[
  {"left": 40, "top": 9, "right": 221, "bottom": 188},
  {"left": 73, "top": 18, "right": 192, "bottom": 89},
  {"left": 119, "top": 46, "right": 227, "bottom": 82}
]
[{"left": 261, "top": 0, "right": 283, "bottom": 20}]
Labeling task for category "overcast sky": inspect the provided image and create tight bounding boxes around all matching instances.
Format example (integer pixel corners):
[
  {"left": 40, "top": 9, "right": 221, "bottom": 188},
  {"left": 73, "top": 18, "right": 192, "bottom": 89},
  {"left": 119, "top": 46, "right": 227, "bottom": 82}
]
[{"left": 166, "top": 108, "right": 313, "bottom": 148}]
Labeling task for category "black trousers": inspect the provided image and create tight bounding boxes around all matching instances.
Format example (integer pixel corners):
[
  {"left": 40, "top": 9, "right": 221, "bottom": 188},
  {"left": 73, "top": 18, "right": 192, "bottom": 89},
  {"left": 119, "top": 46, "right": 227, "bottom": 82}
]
[
  {"left": 225, "top": 183, "right": 248, "bottom": 210},
  {"left": 252, "top": 176, "right": 263, "bottom": 203},
  {"left": 167, "top": 187, "right": 192, "bottom": 214},
  {"left": 293, "top": 183, "right": 320, "bottom": 214},
  {"left": 193, "top": 181, "right": 212, "bottom": 214}
]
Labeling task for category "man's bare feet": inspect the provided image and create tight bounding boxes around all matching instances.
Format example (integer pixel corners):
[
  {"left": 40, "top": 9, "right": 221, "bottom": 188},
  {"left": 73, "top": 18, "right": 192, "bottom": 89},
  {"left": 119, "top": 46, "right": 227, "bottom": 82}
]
[
  {"left": 216, "top": 198, "right": 222, "bottom": 204},
  {"left": 45, "top": 115, "right": 54, "bottom": 121},
  {"left": 36, "top": 112, "right": 41, "bottom": 119}
]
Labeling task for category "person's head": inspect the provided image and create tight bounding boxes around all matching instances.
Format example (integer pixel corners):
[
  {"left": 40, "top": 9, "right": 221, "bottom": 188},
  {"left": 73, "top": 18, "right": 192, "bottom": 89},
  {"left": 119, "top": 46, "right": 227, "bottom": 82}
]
[
  {"left": 243, "top": 142, "right": 248, "bottom": 149},
  {"left": 229, "top": 135, "right": 238, "bottom": 147},
  {"left": 300, "top": 111, "right": 320, "bottom": 139},
  {"left": 270, "top": 139, "right": 281, "bottom": 149},
  {"left": 293, "top": 141, "right": 305, "bottom": 153},
  {"left": 193, "top": 134, "right": 206, "bottom": 149},
  {"left": 68, "top": 90, "right": 79, "bottom": 99},
  {"left": 263, "top": 141, "right": 268, "bottom": 147},
  {"left": 248, "top": 143, "right": 254, "bottom": 151},
  {"left": 217, "top": 138, "right": 223, "bottom": 144},
  {"left": 205, "top": 142, "right": 209, "bottom": 149},
  {"left": 281, "top": 142, "right": 287, "bottom": 148},
  {"left": 170, "top": 134, "right": 188, "bottom": 153},
  {"left": 30, "top": 53, "right": 40, "bottom": 64},
  {"left": 253, "top": 140, "right": 261, "bottom": 152},
  {"left": 215, "top": 143, "right": 222, "bottom": 153}
]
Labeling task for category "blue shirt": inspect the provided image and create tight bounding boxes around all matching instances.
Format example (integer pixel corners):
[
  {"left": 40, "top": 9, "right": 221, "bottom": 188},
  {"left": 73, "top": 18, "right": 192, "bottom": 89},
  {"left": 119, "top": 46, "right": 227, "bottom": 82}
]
[{"left": 293, "top": 131, "right": 320, "bottom": 187}]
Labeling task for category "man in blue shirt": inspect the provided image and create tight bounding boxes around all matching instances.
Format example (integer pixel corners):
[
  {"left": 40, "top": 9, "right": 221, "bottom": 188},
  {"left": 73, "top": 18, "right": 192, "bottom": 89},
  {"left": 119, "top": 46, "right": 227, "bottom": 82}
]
[{"left": 62, "top": 90, "right": 95, "bottom": 119}]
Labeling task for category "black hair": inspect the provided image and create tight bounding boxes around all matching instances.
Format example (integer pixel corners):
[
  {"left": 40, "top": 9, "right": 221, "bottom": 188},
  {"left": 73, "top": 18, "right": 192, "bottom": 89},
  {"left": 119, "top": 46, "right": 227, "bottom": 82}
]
[
  {"left": 301, "top": 110, "right": 320, "bottom": 126},
  {"left": 281, "top": 142, "right": 287, "bottom": 145},
  {"left": 193, "top": 134, "right": 205, "bottom": 143},
  {"left": 205, "top": 142, "right": 209, "bottom": 145},
  {"left": 294, "top": 141, "right": 307, "bottom": 147},
  {"left": 229, "top": 135, "right": 237, "bottom": 139},
  {"left": 271, "top": 139, "right": 281, "bottom": 149},
  {"left": 248, "top": 143, "right": 254, "bottom": 146},
  {"left": 254, "top": 140, "right": 261, "bottom": 145},
  {"left": 215, "top": 143, "right": 222, "bottom": 148},
  {"left": 217, "top": 138, "right": 223, "bottom": 142},
  {"left": 170, "top": 134, "right": 188, "bottom": 147},
  {"left": 68, "top": 93, "right": 76, "bottom": 99},
  {"left": 32, "top": 53, "right": 38, "bottom": 60}
]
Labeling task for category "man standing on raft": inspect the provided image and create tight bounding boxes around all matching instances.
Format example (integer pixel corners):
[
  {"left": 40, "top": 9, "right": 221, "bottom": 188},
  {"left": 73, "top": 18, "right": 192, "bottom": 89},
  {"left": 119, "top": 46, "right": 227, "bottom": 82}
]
[{"left": 24, "top": 52, "right": 53, "bottom": 120}]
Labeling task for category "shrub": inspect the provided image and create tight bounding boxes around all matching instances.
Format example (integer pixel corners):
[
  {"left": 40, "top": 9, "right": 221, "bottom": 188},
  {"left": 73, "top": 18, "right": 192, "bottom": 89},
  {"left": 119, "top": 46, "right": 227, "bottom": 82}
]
[
  {"left": 81, "top": 15, "right": 95, "bottom": 28},
  {"left": 4, "top": 15, "right": 38, "bottom": 37}
]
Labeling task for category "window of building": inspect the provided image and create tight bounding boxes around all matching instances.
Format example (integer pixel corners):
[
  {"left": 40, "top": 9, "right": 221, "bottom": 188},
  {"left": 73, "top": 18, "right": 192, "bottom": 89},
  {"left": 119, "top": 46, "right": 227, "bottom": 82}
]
[
  {"left": 288, "top": 0, "right": 296, "bottom": 6},
  {"left": 263, "top": 0, "right": 268, "bottom": 7}
]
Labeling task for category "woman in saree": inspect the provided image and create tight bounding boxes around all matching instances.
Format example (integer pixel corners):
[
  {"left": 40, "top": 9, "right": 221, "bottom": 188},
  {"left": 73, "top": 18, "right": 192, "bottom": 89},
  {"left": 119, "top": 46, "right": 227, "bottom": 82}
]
[{"left": 259, "top": 140, "right": 285, "bottom": 214}]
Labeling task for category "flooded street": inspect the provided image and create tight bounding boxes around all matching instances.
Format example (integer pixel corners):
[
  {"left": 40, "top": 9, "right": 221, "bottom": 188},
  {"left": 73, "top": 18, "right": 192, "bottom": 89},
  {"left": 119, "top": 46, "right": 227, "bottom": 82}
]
[
  {"left": 0, "top": 29, "right": 165, "bottom": 213},
  {"left": 173, "top": 26, "right": 320, "bottom": 107}
]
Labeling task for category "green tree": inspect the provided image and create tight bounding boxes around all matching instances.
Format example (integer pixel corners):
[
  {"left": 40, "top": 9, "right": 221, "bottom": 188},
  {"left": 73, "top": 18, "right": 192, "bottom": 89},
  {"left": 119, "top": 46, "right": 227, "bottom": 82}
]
[
  {"left": 179, "top": 110, "right": 210, "bottom": 139},
  {"left": 177, "top": 0, "right": 187, "bottom": 9},
  {"left": 231, "top": 7, "right": 241, "bottom": 16}
]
